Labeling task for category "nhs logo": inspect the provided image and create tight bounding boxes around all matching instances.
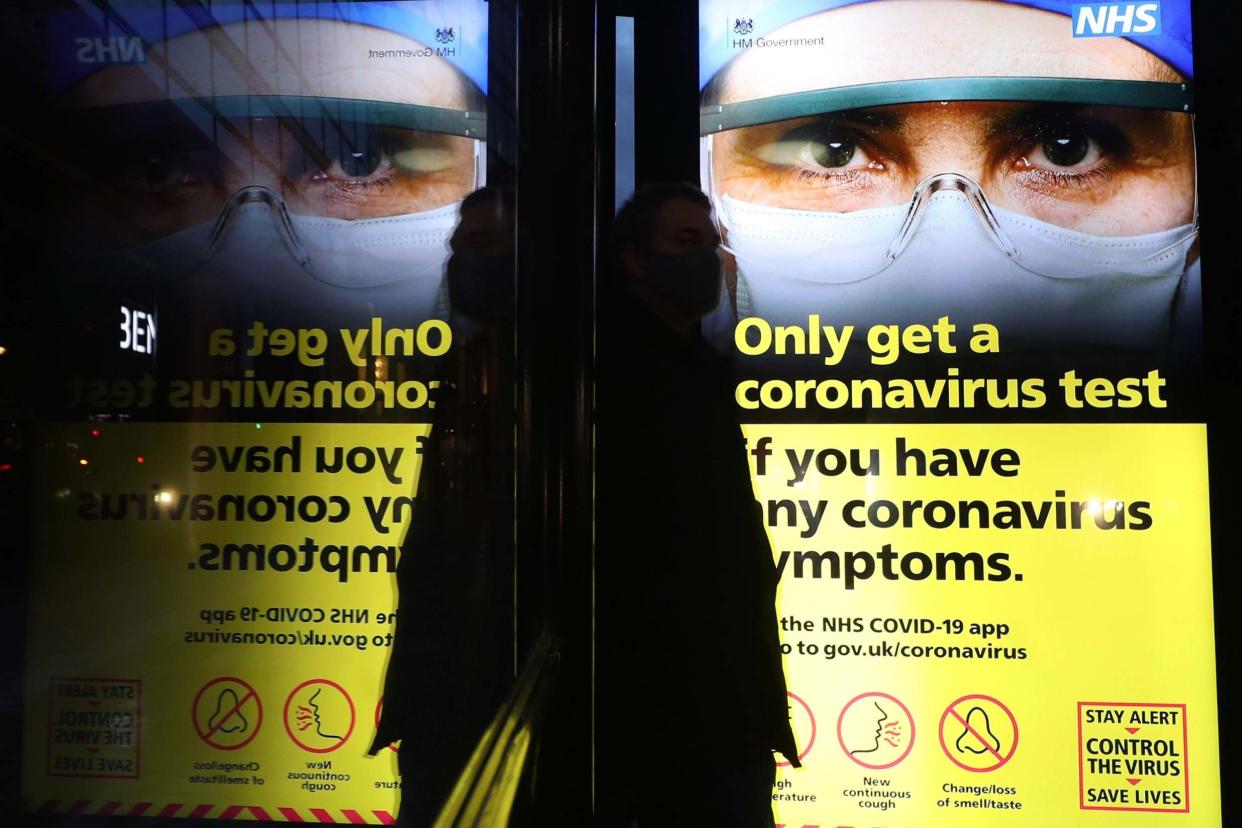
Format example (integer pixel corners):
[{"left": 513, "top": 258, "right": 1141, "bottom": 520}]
[
  {"left": 74, "top": 35, "right": 146, "bottom": 64},
  {"left": 1071, "top": 2, "right": 1162, "bottom": 37}
]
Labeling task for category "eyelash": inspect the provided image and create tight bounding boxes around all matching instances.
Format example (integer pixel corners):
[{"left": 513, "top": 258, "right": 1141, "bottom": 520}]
[
  {"left": 794, "top": 166, "right": 874, "bottom": 190},
  {"left": 761, "top": 118, "right": 1129, "bottom": 189},
  {"left": 316, "top": 174, "right": 396, "bottom": 192},
  {"left": 1015, "top": 165, "right": 1114, "bottom": 191}
]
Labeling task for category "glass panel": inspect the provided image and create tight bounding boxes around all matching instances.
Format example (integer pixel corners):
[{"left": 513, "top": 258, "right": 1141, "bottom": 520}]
[
  {"left": 598, "top": 2, "right": 1217, "bottom": 826},
  {"left": 1, "top": 2, "right": 520, "bottom": 825},
  {"left": 615, "top": 16, "right": 636, "bottom": 211}
]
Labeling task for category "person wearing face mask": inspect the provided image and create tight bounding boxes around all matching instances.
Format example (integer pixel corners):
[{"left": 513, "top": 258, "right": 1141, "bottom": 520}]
[
  {"left": 699, "top": 0, "right": 1200, "bottom": 371},
  {"left": 446, "top": 188, "right": 518, "bottom": 325},
  {"left": 595, "top": 184, "right": 798, "bottom": 828},
  {"left": 369, "top": 187, "right": 516, "bottom": 827}
]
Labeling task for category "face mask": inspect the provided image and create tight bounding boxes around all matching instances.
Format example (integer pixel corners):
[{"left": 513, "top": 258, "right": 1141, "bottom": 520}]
[
  {"left": 637, "top": 246, "right": 724, "bottom": 318},
  {"left": 700, "top": 278, "right": 739, "bottom": 353},
  {"left": 447, "top": 252, "right": 515, "bottom": 321},
  {"left": 68, "top": 191, "right": 457, "bottom": 335},
  {"left": 719, "top": 191, "right": 1196, "bottom": 350}
]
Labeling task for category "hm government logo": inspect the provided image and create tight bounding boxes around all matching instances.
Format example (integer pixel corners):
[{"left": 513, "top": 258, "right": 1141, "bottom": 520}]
[
  {"left": 1071, "top": 2, "right": 1162, "bottom": 37},
  {"left": 728, "top": 17, "right": 823, "bottom": 51},
  {"left": 435, "top": 26, "right": 456, "bottom": 45}
]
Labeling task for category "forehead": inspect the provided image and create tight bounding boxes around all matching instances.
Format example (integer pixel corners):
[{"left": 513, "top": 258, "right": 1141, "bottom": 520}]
[
  {"left": 67, "top": 19, "right": 470, "bottom": 110},
  {"left": 717, "top": 0, "right": 1176, "bottom": 106}
]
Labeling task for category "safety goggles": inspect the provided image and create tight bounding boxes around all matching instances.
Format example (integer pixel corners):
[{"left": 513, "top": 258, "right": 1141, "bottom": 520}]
[
  {"left": 700, "top": 78, "right": 1198, "bottom": 283},
  {"left": 56, "top": 95, "right": 486, "bottom": 256}
]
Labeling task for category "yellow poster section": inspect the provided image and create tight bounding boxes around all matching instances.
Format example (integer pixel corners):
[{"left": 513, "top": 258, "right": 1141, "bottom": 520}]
[
  {"left": 23, "top": 423, "right": 430, "bottom": 822},
  {"left": 744, "top": 424, "right": 1221, "bottom": 828}
]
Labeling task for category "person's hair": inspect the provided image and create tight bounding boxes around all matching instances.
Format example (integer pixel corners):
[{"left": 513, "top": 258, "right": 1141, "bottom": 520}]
[
  {"left": 610, "top": 183, "right": 711, "bottom": 284},
  {"left": 461, "top": 185, "right": 515, "bottom": 216}
]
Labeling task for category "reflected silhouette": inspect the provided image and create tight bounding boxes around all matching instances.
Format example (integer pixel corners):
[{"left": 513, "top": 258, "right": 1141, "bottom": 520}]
[
  {"left": 595, "top": 184, "right": 798, "bottom": 828},
  {"left": 370, "top": 187, "right": 516, "bottom": 827}
]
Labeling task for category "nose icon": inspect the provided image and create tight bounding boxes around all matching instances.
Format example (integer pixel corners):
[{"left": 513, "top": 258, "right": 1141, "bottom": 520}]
[
  {"left": 208, "top": 688, "right": 248, "bottom": 734},
  {"left": 955, "top": 705, "right": 1001, "bottom": 754},
  {"left": 202, "top": 185, "right": 311, "bottom": 269}
]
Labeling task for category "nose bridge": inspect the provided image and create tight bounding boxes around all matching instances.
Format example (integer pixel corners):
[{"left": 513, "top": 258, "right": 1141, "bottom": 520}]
[
  {"left": 202, "top": 185, "right": 311, "bottom": 269},
  {"left": 902, "top": 103, "right": 991, "bottom": 185},
  {"left": 213, "top": 115, "right": 297, "bottom": 193},
  {"left": 885, "top": 173, "right": 1018, "bottom": 264}
]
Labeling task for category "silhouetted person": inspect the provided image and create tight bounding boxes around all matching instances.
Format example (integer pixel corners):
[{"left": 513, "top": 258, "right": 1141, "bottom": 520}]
[
  {"left": 370, "top": 187, "right": 516, "bottom": 827},
  {"left": 595, "top": 184, "right": 798, "bottom": 828}
]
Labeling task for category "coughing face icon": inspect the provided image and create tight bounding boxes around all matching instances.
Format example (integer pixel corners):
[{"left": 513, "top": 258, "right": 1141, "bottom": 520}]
[
  {"left": 297, "top": 689, "right": 342, "bottom": 738},
  {"left": 837, "top": 692, "right": 915, "bottom": 770},
  {"left": 283, "top": 679, "right": 356, "bottom": 753}
]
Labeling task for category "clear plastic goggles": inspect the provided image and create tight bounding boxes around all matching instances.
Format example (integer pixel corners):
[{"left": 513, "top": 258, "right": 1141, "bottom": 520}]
[
  {"left": 701, "top": 89, "right": 1198, "bottom": 283},
  {"left": 56, "top": 95, "right": 486, "bottom": 253}
]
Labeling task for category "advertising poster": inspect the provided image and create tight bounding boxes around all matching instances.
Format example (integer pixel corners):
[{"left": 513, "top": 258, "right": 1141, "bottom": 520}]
[
  {"left": 699, "top": 1, "right": 1220, "bottom": 825},
  {"left": 20, "top": 1, "right": 502, "bottom": 823}
]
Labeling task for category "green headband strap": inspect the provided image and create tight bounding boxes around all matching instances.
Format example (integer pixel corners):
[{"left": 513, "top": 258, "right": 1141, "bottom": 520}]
[
  {"left": 701, "top": 77, "right": 1191, "bottom": 135},
  {"left": 79, "top": 94, "right": 488, "bottom": 140}
]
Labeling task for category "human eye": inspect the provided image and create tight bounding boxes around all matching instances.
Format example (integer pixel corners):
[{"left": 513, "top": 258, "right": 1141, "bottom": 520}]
[
  {"left": 716, "top": 113, "right": 902, "bottom": 212},
  {"left": 93, "top": 132, "right": 220, "bottom": 225},
  {"left": 312, "top": 149, "right": 395, "bottom": 189},
  {"left": 310, "top": 127, "right": 464, "bottom": 184},
  {"left": 1005, "top": 110, "right": 1131, "bottom": 192},
  {"left": 91, "top": 122, "right": 218, "bottom": 202},
  {"left": 118, "top": 149, "right": 207, "bottom": 194},
  {"left": 1026, "top": 125, "right": 1103, "bottom": 170},
  {"left": 752, "top": 120, "right": 884, "bottom": 183},
  {"left": 294, "top": 123, "right": 474, "bottom": 217},
  {"left": 985, "top": 105, "right": 1195, "bottom": 233},
  {"left": 305, "top": 124, "right": 396, "bottom": 191}
]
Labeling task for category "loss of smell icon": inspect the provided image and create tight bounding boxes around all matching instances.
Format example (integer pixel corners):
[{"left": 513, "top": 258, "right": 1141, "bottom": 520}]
[{"left": 955, "top": 705, "right": 1002, "bottom": 755}]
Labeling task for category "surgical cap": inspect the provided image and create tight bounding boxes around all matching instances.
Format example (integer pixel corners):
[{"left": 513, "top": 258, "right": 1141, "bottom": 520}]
[
  {"left": 48, "top": 1, "right": 488, "bottom": 96},
  {"left": 700, "top": 0, "right": 1193, "bottom": 88}
]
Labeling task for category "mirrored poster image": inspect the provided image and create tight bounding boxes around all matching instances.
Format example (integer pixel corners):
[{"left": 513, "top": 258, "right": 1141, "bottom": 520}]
[
  {"left": 699, "top": 0, "right": 1218, "bottom": 825},
  {"left": 18, "top": 1, "right": 514, "bottom": 823}
]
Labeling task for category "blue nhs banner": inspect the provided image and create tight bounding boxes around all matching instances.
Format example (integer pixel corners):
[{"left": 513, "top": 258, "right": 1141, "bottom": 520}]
[{"left": 1071, "top": 2, "right": 1162, "bottom": 37}]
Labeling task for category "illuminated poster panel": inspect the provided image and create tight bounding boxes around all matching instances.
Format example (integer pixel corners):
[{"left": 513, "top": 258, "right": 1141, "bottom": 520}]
[
  {"left": 699, "top": 1, "right": 1219, "bottom": 824},
  {"left": 21, "top": 1, "right": 493, "bottom": 822}
]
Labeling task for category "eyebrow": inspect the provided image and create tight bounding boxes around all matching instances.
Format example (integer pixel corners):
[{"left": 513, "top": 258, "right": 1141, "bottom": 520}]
[
  {"left": 820, "top": 108, "right": 904, "bottom": 130},
  {"left": 984, "top": 103, "right": 1088, "bottom": 140}
]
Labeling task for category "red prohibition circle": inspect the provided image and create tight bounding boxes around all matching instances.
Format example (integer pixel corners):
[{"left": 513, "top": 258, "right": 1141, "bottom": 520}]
[
  {"left": 837, "top": 691, "right": 916, "bottom": 770},
  {"left": 192, "top": 676, "right": 262, "bottom": 750},
  {"left": 283, "top": 679, "right": 356, "bottom": 754},
  {"left": 375, "top": 697, "right": 398, "bottom": 753},
  {"left": 938, "top": 693, "right": 1019, "bottom": 773},
  {"left": 776, "top": 691, "right": 816, "bottom": 767}
]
